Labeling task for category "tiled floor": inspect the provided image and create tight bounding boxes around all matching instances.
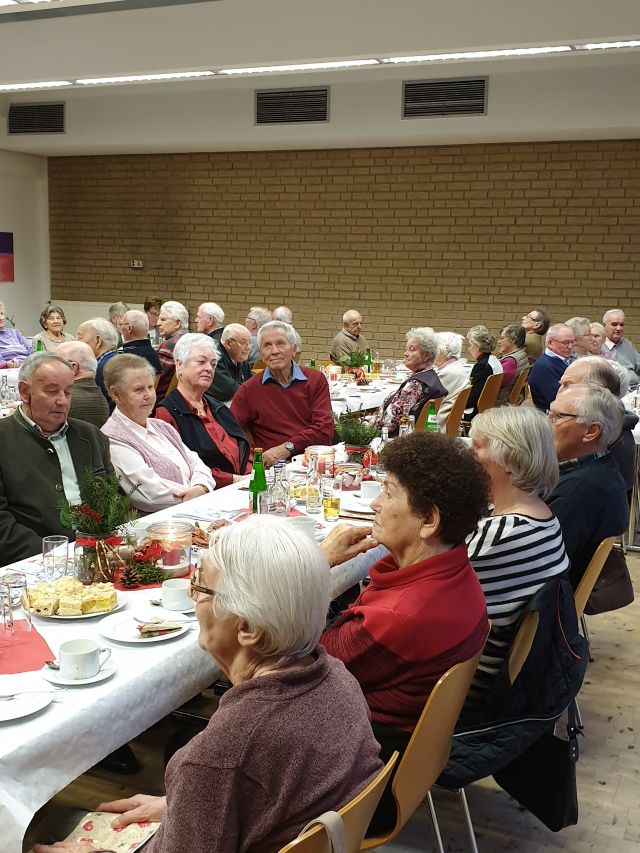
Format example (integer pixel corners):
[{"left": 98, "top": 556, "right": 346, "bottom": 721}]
[{"left": 25, "top": 554, "right": 640, "bottom": 853}]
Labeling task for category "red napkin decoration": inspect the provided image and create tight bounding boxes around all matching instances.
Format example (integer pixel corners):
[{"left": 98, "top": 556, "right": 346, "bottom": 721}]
[{"left": 0, "top": 622, "right": 54, "bottom": 675}]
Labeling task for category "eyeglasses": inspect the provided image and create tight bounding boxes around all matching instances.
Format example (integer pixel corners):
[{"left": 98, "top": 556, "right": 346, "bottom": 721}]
[
  {"left": 549, "top": 338, "right": 576, "bottom": 347},
  {"left": 546, "top": 409, "right": 579, "bottom": 424},
  {"left": 228, "top": 338, "right": 251, "bottom": 349},
  {"left": 189, "top": 565, "right": 217, "bottom": 600}
]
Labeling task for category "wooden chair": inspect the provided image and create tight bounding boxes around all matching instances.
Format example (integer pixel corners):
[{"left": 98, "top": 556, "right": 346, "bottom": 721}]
[
  {"left": 507, "top": 367, "right": 530, "bottom": 406},
  {"left": 165, "top": 370, "right": 179, "bottom": 395},
  {"left": 278, "top": 752, "right": 398, "bottom": 853},
  {"left": 475, "top": 372, "right": 503, "bottom": 414},
  {"left": 360, "top": 640, "right": 486, "bottom": 852},
  {"left": 443, "top": 385, "right": 471, "bottom": 437},
  {"left": 153, "top": 373, "right": 161, "bottom": 390},
  {"left": 574, "top": 536, "right": 617, "bottom": 620},
  {"left": 521, "top": 383, "right": 534, "bottom": 406},
  {"left": 414, "top": 396, "right": 444, "bottom": 432},
  {"left": 252, "top": 359, "right": 266, "bottom": 370}
]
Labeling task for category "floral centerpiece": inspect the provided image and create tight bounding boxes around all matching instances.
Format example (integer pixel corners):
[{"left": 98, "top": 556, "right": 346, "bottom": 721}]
[
  {"left": 333, "top": 410, "right": 380, "bottom": 469},
  {"left": 339, "top": 351, "right": 369, "bottom": 385}
]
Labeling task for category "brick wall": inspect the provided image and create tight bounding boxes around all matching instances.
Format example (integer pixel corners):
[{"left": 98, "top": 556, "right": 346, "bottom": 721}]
[{"left": 49, "top": 140, "right": 640, "bottom": 360}]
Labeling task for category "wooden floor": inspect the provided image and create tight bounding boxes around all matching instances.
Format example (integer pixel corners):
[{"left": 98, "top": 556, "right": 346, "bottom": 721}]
[{"left": 25, "top": 555, "right": 640, "bottom": 853}]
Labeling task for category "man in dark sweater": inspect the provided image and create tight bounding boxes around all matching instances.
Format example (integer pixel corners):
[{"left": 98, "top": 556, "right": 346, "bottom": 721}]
[
  {"left": 120, "top": 310, "right": 161, "bottom": 373},
  {"left": 209, "top": 323, "right": 252, "bottom": 402},
  {"left": 528, "top": 322, "right": 575, "bottom": 411},
  {"left": 57, "top": 340, "right": 110, "bottom": 428},
  {"left": 546, "top": 383, "right": 628, "bottom": 589},
  {"left": 231, "top": 320, "right": 334, "bottom": 468}
]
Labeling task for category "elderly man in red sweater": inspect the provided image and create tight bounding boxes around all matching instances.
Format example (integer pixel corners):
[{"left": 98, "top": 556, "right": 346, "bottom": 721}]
[{"left": 231, "top": 321, "right": 334, "bottom": 468}]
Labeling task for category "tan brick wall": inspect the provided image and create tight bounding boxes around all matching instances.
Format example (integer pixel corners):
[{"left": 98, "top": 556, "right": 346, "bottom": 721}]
[{"left": 49, "top": 140, "right": 640, "bottom": 361}]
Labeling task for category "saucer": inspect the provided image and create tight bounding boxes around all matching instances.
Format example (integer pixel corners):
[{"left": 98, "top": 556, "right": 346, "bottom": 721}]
[{"left": 40, "top": 662, "right": 116, "bottom": 687}]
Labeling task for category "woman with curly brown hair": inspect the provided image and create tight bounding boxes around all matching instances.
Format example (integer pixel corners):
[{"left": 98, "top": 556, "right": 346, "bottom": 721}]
[{"left": 321, "top": 432, "right": 490, "bottom": 763}]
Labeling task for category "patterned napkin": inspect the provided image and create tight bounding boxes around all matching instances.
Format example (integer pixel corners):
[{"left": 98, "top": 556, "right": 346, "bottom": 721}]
[
  {"left": 0, "top": 621, "right": 54, "bottom": 675},
  {"left": 63, "top": 811, "right": 159, "bottom": 851}
]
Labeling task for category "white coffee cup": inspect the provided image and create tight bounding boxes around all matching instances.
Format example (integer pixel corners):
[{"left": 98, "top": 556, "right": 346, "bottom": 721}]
[
  {"left": 283, "top": 515, "right": 317, "bottom": 541},
  {"left": 360, "top": 480, "right": 382, "bottom": 502},
  {"left": 162, "top": 578, "right": 193, "bottom": 610},
  {"left": 59, "top": 639, "right": 111, "bottom": 680}
]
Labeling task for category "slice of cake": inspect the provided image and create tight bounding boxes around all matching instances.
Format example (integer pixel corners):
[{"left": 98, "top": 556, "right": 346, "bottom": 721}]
[
  {"left": 82, "top": 582, "right": 117, "bottom": 615},
  {"left": 28, "top": 583, "right": 59, "bottom": 616},
  {"left": 57, "top": 587, "right": 83, "bottom": 616}
]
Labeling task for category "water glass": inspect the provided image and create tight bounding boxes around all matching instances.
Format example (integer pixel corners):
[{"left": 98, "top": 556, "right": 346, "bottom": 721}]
[
  {"left": 0, "top": 572, "right": 31, "bottom": 632},
  {"left": 0, "top": 583, "right": 14, "bottom": 636},
  {"left": 322, "top": 475, "right": 342, "bottom": 523},
  {"left": 42, "top": 535, "right": 69, "bottom": 581}
]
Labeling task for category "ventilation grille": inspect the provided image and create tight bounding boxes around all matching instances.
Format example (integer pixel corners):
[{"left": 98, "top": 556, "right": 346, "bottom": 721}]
[
  {"left": 403, "top": 78, "right": 487, "bottom": 118},
  {"left": 8, "top": 102, "right": 65, "bottom": 134},
  {"left": 256, "top": 87, "right": 329, "bottom": 125}
]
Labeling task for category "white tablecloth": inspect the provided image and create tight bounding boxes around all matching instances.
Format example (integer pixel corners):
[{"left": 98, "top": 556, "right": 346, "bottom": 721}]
[
  {"left": 330, "top": 380, "right": 397, "bottom": 416},
  {"left": 0, "top": 482, "right": 373, "bottom": 852},
  {"left": 0, "top": 367, "right": 19, "bottom": 387}
]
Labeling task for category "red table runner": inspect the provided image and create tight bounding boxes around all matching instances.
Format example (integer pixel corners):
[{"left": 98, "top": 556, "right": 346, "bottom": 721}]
[{"left": 0, "top": 622, "right": 54, "bottom": 675}]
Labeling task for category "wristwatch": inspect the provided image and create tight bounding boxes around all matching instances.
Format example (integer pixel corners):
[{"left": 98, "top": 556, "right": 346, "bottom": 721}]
[{"left": 284, "top": 441, "right": 295, "bottom": 458}]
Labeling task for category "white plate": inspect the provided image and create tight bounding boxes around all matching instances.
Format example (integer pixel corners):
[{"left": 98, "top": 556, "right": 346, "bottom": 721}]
[
  {"left": 41, "top": 661, "right": 116, "bottom": 687},
  {"left": 342, "top": 498, "right": 376, "bottom": 515},
  {"left": 0, "top": 692, "right": 54, "bottom": 722},
  {"left": 98, "top": 613, "right": 191, "bottom": 644},
  {"left": 31, "top": 594, "right": 126, "bottom": 621},
  {"left": 135, "top": 606, "right": 196, "bottom": 623}
]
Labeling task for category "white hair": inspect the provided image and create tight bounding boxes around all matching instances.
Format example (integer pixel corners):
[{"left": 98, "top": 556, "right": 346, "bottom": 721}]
[
  {"left": 603, "top": 308, "right": 625, "bottom": 324},
  {"left": 84, "top": 317, "right": 119, "bottom": 350},
  {"left": 161, "top": 300, "right": 189, "bottom": 330},
  {"left": 565, "top": 316, "right": 591, "bottom": 337},
  {"left": 257, "top": 320, "right": 298, "bottom": 349},
  {"left": 606, "top": 360, "right": 630, "bottom": 398},
  {"left": 568, "top": 384, "right": 624, "bottom": 447},
  {"left": 208, "top": 515, "right": 330, "bottom": 667},
  {"left": 342, "top": 310, "right": 362, "bottom": 324},
  {"left": 545, "top": 323, "right": 572, "bottom": 346},
  {"left": 57, "top": 341, "right": 98, "bottom": 374},
  {"left": 18, "top": 351, "right": 73, "bottom": 383},
  {"left": 470, "top": 406, "right": 559, "bottom": 500},
  {"left": 121, "top": 309, "right": 149, "bottom": 336},
  {"left": 108, "top": 301, "right": 129, "bottom": 320},
  {"left": 407, "top": 327, "right": 438, "bottom": 365},
  {"left": 247, "top": 306, "right": 272, "bottom": 328},
  {"left": 221, "top": 323, "right": 250, "bottom": 345},
  {"left": 436, "top": 331, "right": 464, "bottom": 360},
  {"left": 173, "top": 332, "right": 219, "bottom": 365},
  {"left": 199, "top": 302, "right": 225, "bottom": 325},
  {"left": 273, "top": 306, "right": 293, "bottom": 323},
  {"left": 467, "top": 325, "right": 496, "bottom": 353}
]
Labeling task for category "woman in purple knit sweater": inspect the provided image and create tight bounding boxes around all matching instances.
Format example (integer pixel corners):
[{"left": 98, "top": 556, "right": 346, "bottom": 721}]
[{"left": 34, "top": 516, "right": 382, "bottom": 853}]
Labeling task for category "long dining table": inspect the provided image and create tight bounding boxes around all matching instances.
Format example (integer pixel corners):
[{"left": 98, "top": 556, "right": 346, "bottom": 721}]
[{"left": 0, "top": 479, "right": 374, "bottom": 853}]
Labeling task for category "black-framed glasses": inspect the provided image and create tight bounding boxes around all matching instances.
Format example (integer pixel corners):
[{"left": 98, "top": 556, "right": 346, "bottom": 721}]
[{"left": 546, "top": 409, "right": 579, "bottom": 424}]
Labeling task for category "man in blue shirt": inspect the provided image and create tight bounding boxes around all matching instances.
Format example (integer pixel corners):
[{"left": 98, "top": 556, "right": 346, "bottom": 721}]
[{"left": 528, "top": 323, "right": 575, "bottom": 411}]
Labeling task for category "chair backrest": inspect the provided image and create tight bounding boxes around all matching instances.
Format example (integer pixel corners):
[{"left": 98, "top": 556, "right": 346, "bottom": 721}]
[
  {"left": 521, "top": 383, "right": 534, "bottom": 407},
  {"left": 414, "top": 396, "right": 445, "bottom": 432},
  {"left": 278, "top": 752, "right": 398, "bottom": 853},
  {"left": 574, "top": 536, "right": 617, "bottom": 618},
  {"left": 508, "top": 610, "right": 540, "bottom": 684},
  {"left": 165, "top": 370, "right": 179, "bottom": 396},
  {"left": 476, "top": 372, "right": 503, "bottom": 414},
  {"left": 507, "top": 367, "right": 530, "bottom": 406},
  {"left": 443, "top": 385, "right": 471, "bottom": 437},
  {"left": 363, "top": 638, "right": 486, "bottom": 846},
  {"left": 153, "top": 373, "right": 161, "bottom": 390}
]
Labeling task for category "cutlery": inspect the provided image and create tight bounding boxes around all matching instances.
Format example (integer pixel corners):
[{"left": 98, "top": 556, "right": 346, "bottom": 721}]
[
  {"left": 132, "top": 614, "right": 196, "bottom": 624},
  {"left": 45, "top": 659, "right": 60, "bottom": 670},
  {"left": 0, "top": 688, "right": 66, "bottom": 701}
]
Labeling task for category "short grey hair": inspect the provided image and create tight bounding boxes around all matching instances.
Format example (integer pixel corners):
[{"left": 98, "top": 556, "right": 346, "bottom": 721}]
[
  {"left": 565, "top": 316, "right": 591, "bottom": 338},
  {"left": 470, "top": 406, "right": 559, "bottom": 500},
  {"left": 606, "top": 360, "right": 630, "bottom": 398},
  {"left": 342, "top": 309, "right": 362, "bottom": 324},
  {"left": 108, "top": 301, "right": 129, "bottom": 320},
  {"left": 173, "top": 332, "right": 219, "bottom": 365},
  {"left": 0, "top": 301, "right": 5, "bottom": 313},
  {"left": 207, "top": 515, "right": 330, "bottom": 667},
  {"left": 590, "top": 322, "right": 606, "bottom": 337},
  {"left": 569, "top": 384, "right": 624, "bottom": 447},
  {"left": 122, "top": 310, "right": 149, "bottom": 336},
  {"left": 84, "top": 317, "right": 119, "bottom": 350},
  {"left": 56, "top": 341, "right": 98, "bottom": 374},
  {"left": 18, "top": 352, "right": 73, "bottom": 383},
  {"left": 501, "top": 324, "right": 526, "bottom": 348},
  {"left": 248, "top": 306, "right": 272, "bottom": 328},
  {"left": 436, "top": 331, "right": 464, "bottom": 360},
  {"left": 545, "top": 323, "right": 572, "bottom": 346},
  {"left": 273, "top": 306, "right": 293, "bottom": 323},
  {"left": 293, "top": 329, "right": 302, "bottom": 354},
  {"left": 161, "top": 300, "right": 189, "bottom": 330},
  {"left": 199, "top": 302, "right": 225, "bottom": 325},
  {"left": 103, "top": 353, "right": 156, "bottom": 393},
  {"left": 257, "top": 320, "right": 298, "bottom": 348},
  {"left": 406, "top": 327, "right": 438, "bottom": 365},
  {"left": 603, "top": 308, "right": 625, "bottom": 324},
  {"left": 467, "top": 325, "right": 496, "bottom": 354},
  {"left": 221, "top": 322, "right": 250, "bottom": 345}
]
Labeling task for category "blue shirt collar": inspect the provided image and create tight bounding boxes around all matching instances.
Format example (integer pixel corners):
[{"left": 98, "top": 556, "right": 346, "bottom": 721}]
[
  {"left": 262, "top": 361, "right": 308, "bottom": 389},
  {"left": 544, "top": 347, "right": 569, "bottom": 365}
]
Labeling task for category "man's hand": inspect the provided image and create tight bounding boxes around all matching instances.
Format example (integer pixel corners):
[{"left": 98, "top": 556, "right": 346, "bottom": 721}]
[
  {"left": 97, "top": 794, "right": 167, "bottom": 829},
  {"left": 320, "top": 524, "right": 378, "bottom": 567},
  {"left": 32, "top": 843, "right": 100, "bottom": 852},
  {"left": 262, "top": 444, "right": 289, "bottom": 469}
]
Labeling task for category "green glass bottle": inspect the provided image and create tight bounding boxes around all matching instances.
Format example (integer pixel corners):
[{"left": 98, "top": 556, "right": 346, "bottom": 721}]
[
  {"left": 309, "top": 359, "right": 316, "bottom": 369},
  {"left": 35, "top": 338, "right": 44, "bottom": 352},
  {"left": 249, "top": 448, "right": 268, "bottom": 513},
  {"left": 425, "top": 402, "right": 438, "bottom": 433}
]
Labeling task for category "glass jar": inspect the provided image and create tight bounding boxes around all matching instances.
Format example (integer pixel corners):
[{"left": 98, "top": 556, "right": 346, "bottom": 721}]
[
  {"left": 74, "top": 531, "right": 123, "bottom": 585},
  {"left": 336, "top": 463, "right": 363, "bottom": 492},
  {"left": 145, "top": 522, "right": 193, "bottom": 578}
]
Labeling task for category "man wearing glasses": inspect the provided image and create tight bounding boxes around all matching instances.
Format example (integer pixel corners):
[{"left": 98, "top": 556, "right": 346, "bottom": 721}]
[
  {"left": 521, "top": 307, "right": 551, "bottom": 364},
  {"left": 528, "top": 322, "right": 575, "bottom": 411},
  {"left": 546, "top": 383, "right": 628, "bottom": 589},
  {"left": 209, "top": 323, "right": 253, "bottom": 402}
]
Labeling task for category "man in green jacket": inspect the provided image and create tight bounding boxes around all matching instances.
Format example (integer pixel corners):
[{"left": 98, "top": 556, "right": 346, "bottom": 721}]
[{"left": 0, "top": 352, "right": 113, "bottom": 567}]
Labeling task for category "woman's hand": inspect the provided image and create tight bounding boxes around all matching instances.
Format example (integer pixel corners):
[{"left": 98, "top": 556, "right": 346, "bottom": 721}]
[
  {"left": 320, "top": 524, "right": 378, "bottom": 567},
  {"left": 6, "top": 358, "right": 19, "bottom": 368},
  {"left": 179, "top": 484, "right": 209, "bottom": 502},
  {"left": 232, "top": 473, "right": 251, "bottom": 483},
  {"left": 97, "top": 793, "right": 167, "bottom": 829},
  {"left": 32, "top": 843, "right": 101, "bottom": 852}
]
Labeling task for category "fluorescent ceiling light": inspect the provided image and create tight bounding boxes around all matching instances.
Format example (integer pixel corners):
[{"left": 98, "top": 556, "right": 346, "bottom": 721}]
[
  {"left": 76, "top": 71, "right": 214, "bottom": 84},
  {"left": 579, "top": 39, "right": 640, "bottom": 51},
  {"left": 0, "top": 80, "right": 72, "bottom": 91},
  {"left": 383, "top": 45, "right": 572, "bottom": 64},
  {"left": 219, "top": 59, "right": 379, "bottom": 76}
]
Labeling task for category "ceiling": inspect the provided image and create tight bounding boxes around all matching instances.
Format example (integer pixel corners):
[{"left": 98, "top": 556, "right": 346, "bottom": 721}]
[{"left": 0, "top": 0, "right": 639, "bottom": 155}]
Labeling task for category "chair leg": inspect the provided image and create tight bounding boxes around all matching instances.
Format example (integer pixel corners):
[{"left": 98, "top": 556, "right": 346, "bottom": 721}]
[
  {"left": 580, "top": 615, "right": 594, "bottom": 662},
  {"left": 425, "top": 791, "right": 446, "bottom": 853},
  {"left": 575, "top": 696, "right": 583, "bottom": 731},
  {"left": 457, "top": 788, "right": 480, "bottom": 853}
]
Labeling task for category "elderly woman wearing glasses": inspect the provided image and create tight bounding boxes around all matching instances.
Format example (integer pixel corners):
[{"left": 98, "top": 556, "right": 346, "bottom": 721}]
[
  {"left": 34, "top": 517, "right": 383, "bottom": 853},
  {"left": 155, "top": 333, "right": 252, "bottom": 486}
]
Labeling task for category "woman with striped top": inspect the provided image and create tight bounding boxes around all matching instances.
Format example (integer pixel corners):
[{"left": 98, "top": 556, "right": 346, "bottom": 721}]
[{"left": 465, "top": 406, "right": 569, "bottom": 710}]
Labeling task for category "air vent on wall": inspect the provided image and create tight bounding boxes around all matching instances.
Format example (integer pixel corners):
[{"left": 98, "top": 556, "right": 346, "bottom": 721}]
[
  {"left": 256, "top": 87, "right": 329, "bottom": 125},
  {"left": 403, "top": 78, "right": 487, "bottom": 118},
  {"left": 7, "top": 102, "right": 65, "bottom": 135}
]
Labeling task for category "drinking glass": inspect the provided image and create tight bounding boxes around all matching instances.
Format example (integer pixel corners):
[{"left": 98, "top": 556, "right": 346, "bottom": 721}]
[
  {"left": 1, "top": 572, "right": 31, "bottom": 633},
  {"left": 0, "top": 583, "right": 14, "bottom": 636},
  {"left": 322, "top": 475, "right": 342, "bottom": 523},
  {"left": 42, "top": 535, "right": 69, "bottom": 581}
]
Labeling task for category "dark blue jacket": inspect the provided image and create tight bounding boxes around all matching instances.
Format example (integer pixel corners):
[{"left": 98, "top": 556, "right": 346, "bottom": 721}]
[
  {"left": 528, "top": 352, "right": 567, "bottom": 411},
  {"left": 121, "top": 338, "right": 162, "bottom": 373}
]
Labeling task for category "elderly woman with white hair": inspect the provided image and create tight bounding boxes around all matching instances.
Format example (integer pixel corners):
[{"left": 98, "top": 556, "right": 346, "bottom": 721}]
[
  {"left": 155, "top": 333, "right": 252, "bottom": 486},
  {"left": 434, "top": 331, "right": 470, "bottom": 428},
  {"left": 101, "top": 353, "right": 216, "bottom": 512},
  {"left": 156, "top": 299, "right": 189, "bottom": 401},
  {"left": 375, "top": 327, "right": 447, "bottom": 435},
  {"left": 35, "top": 517, "right": 383, "bottom": 853},
  {"left": 465, "top": 324, "right": 503, "bottom": 420},
  {"left": 465, "top": 406, "right": 568, "bottom": 709},
  {"left": 0, "top": 300, "right": 31, "bottom": 367}
]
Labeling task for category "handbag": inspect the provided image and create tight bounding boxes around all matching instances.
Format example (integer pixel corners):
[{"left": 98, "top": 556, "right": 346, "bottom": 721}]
[
  {"left": 584, "top": 548, "right": 635, "bottom": 615},
  {"left": 493, "top": 701, "right": 581, "bottom": 832},
  {"left": 297, "top": 811, "right": 347, "bottom": 853}
]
